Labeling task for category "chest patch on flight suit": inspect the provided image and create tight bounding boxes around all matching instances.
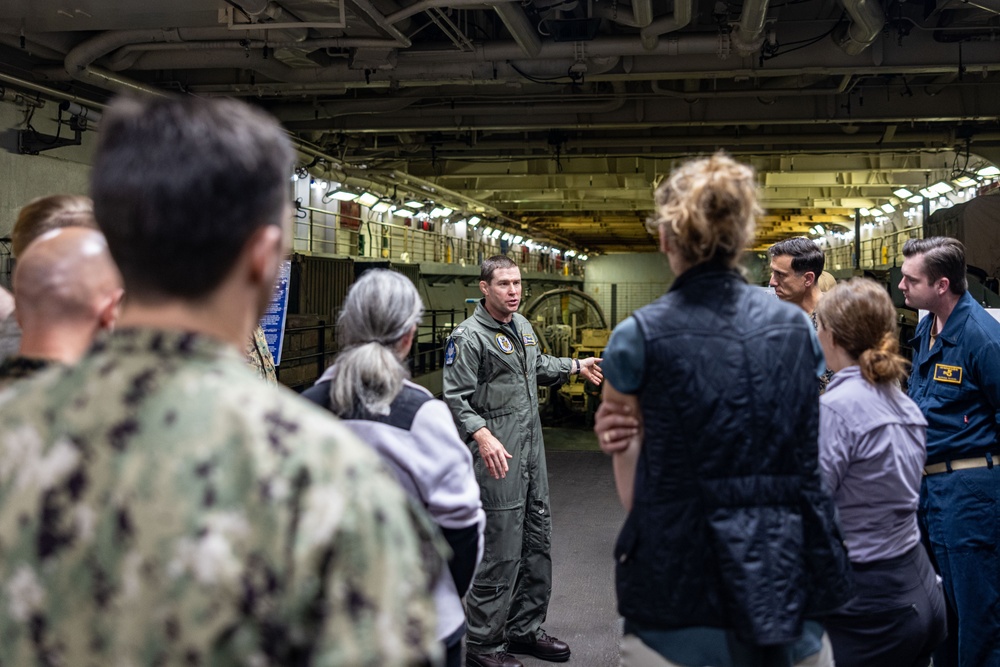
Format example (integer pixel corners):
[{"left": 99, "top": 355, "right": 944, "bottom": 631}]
[
  {"left": 933, "top": 363, "right": 963, "bottom": 384},
  {"left": 445, "top": 338, "right": 457, "bottom": 365},
  {"left": 495, "top": 333, "right": 514, "bottom": 354},
  {"left": 522, "top": 333, "right": 537, "bottom": 346}
]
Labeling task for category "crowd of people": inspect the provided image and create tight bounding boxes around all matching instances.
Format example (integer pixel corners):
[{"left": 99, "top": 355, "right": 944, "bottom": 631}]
[
  {"left": 594, "top": 152, "right": 1000, "bottom": 667},
  {"left": 1, "top": 93, "right": 998, "bottom": 667}
]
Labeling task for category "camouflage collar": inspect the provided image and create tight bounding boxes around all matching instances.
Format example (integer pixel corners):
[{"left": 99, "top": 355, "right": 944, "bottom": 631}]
[
  {"left": 89, "top": 328, "right": 245, "bottom": 363},
  {"left": 0, "top": 355, "right": 57, "bottom": 382}
]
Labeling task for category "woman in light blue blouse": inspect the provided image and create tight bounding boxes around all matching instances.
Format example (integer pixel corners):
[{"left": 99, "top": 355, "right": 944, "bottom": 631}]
[{"left": 814, "top": 278, "right": 947, "bottom": 667}]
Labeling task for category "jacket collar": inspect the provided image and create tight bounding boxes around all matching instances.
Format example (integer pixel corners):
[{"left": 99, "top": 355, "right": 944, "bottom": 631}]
[
  {"left": 909, "top": 290, "right": 976, "bottom": 348},
  {"left": 669, "top": 260, "right": 746, "bottom": 293},
  {"left": 473, "top": 299, "right": 520, "bottom": 331}
]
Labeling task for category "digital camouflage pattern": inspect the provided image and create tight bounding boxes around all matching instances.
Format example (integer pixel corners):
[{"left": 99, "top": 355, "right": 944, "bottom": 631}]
[
  {"left": 0, "top": 328, "right": 443, "bottom": 666},
  {"left": 245, "top": 324, "right": 278, "bottom": 385},
  {"left": 0, "top": 355, "right": 56, "bottom": 391}
]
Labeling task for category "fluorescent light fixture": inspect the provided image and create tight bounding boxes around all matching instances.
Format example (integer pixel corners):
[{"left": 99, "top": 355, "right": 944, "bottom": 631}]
[
  {"left": 810, "top": 224, "right": 824, "bottom": 235},
  {"left": 467, "top": 216, "right": 481, "bottom": 226},
  {"left": 404, "top": 200, "right": 424, "bottom": 208},
  {"left": 329, "top": 190, "right": 359, "bottom": 201},
  {"left": 483, "top": 227, "right": 493, "bottom": 235},
  {"left": 918, "top": 187, "right": 935, "bottom": 198},
  {"left": 893, "top": 188, "right": 913, "bottom": 198},
  {"left": 357, "top": 192, "right": 380, "bottom": 207},
  {"left": 566, "top": 250, "right": 577, "bottom": 257},
  {"left": 953, "top": 176, "right": 976, "bottom": 188},
  {"left": 440, "top": 207, "right": 454, "bottom": 216},
  {"left": 513, "top": 235, "right": 523, "bottom": 244},
  {"left": 491, "top": 228, "right": 502, "bottom": 239},
  {"left": 501, "top": 233, "right": 511, "bottom": 241},
  {"left": 372, "top": 202, "right": 391, "bottom": 213},
  {"left": 929, "top": 181, "right": 953, "bottom": 195},
  {"left": 394, "top": 208, "right": 415, "bottom": 217},
  {"left": 859, "top": 208, "right": 871, "bottom": 216},
  {"left": 580, "top": 254, "right": 588, "bottom": 261},
  {"left": 881, "top": 203, "right": 896, "bottom": 213},
  {"left": 977, "top": 165, "right": 1000, "bottom": 177},
  {"left": 907, "top": 196, "right": 923, "bottom": 204},
  {"left": 429, "top": 207, "right": 445, "bottom": 218}
]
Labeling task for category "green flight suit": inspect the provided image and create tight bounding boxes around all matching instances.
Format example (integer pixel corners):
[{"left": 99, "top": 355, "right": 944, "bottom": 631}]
[{"left": 442, "top": 300, "right": 571, "bottom": 655}]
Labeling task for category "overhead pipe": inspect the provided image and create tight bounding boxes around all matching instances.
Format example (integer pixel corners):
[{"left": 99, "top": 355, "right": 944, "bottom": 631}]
[
  {"left": 0, "top": 71, "right": 106, "bottom": 110},
  {"left": 279, "top": 82, "right": 627, "bottom": 125},
  {"left": 105, "top": 37, "right": 408, "bottom": 72},
  {"left": 631, "top": 0, "right": 655, "bottom": 28},
  {"left": 832, "top": 0, "right": 885, "bottom": 55},
  {"left": 128, "top": 33, "right": 724, "bottom": 82},
  {"left": 493, "top": 2, "right": 542, "bottom": 57},
  {"left": 640, "top": 0, "right": 694, "bottom": 50},
  {"left": 230, "top": 0, "right": 273, "bottom": 18},
  {"left": 731, "top": 0, "right": 771, "bottom": 55},
  {"left": 649, "top": 73, "right": 854, "bottom": 99},
  {"left": 64, "top": 29, "right": 190, "bottom": 95}
]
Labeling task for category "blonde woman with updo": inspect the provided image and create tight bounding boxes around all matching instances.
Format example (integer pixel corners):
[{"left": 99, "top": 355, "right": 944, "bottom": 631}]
[
  {"left": 594, "top": 152, "right": 853, "bottom": 667},
  {"left": 814, "top": 278, "right": 946, "bottom": 666}
]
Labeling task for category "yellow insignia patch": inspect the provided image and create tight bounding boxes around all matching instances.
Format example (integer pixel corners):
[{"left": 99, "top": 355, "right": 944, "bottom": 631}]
[{"left": 933, "top": 364, "right": 962, "bottom": 384}]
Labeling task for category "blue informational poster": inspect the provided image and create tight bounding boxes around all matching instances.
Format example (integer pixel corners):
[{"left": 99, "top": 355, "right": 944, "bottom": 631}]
[{"left": 261, "top": 259, "right": 291, "bottom": 365}]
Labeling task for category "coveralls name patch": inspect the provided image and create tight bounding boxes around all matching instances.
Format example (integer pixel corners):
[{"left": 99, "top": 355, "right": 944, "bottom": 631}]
[
  {"left": 522, "top": 334, "right": 537, "bottom": 346},
  {"left": 495, "top": 333, "right": 514, "bottom": 354},
  {"left": 934, "top": 364, "right": 962, "bottom": 384}
]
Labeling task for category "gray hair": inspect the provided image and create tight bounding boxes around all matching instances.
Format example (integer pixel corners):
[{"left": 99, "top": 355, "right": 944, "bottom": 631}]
[{"left": 327, "top": 269, "right": 424, "bottom": 416}]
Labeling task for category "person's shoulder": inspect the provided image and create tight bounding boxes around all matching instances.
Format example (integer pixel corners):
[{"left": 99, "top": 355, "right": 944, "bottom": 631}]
[
  {"left": 964, "top": 299, "right": 1000, "bottom": 339},
  {"left": 740, "top": 286, "right": 811, "bottom": 328},
  {"left": 449, "top": 315, "right": 478, "bottom": 339}
]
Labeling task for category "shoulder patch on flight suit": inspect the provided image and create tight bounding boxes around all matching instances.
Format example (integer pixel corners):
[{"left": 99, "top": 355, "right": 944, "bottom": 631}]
[
  {"left": 454, "top": 327, "right": 465, "bottom": 336},
  {"left": 445, "top": 338, "right": 457, "bottom": 365},
  {"left": 495, "top": 333, "right": 514, "bottom": 354},
  {"left": 934, "top": 363, "right": 962, "bottom": 384},
  {"left": 522, "top": 333, "right": 537, "bottom": 346}
]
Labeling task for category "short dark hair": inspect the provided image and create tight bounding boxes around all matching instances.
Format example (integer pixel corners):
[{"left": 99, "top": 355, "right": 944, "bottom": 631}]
[
  {"left": 480, "top": 255, "right": 518, "bottom": 283},
  {"left": 902, "top": 237, "right": 967, "bottom": 295},
  {"left": 91, "top": 95, "right": 294, "bottom": 301},
  {"left": 768, "top": 237, "right": 825, "bottom": 277}
]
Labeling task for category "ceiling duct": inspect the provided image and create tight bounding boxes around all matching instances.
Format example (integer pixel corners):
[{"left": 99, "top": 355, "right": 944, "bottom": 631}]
[
  {"left": 494, "top": 2, "right": 542, "bottom": 56},
  {"left": 832, "top": 0, "right": 885, "bottom": 55},
  {"left": 730, "top": 0, "right": 771, "bottom": 55},
  {"left": 639, "top": 0, "right": 695, "bottom": 50}
]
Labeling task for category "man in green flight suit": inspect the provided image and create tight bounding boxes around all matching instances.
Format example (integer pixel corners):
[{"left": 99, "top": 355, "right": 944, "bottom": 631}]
[{"left": 443, "top": 255, "right": 603, "bottom": 667}]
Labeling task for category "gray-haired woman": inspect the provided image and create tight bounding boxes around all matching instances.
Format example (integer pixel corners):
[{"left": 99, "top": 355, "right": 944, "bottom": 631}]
[{"left": 302, "top": 269, "right": 485, "bottom": 667}]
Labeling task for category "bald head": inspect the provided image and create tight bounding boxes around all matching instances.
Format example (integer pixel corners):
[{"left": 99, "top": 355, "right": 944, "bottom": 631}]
[{"left": 13, "top": 228, "right": 123, "bottom": 363}]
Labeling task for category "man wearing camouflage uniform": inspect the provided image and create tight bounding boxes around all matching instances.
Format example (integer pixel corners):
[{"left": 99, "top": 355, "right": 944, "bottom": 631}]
[
  {"left": 443, "top": 255, "right": 602, "bottom": 667},
  {"left": 0, "top": 95, "right": 442, "bottom": 666}
]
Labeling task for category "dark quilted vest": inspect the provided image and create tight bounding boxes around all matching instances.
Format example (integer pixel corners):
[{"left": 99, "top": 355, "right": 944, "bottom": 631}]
[{"left": 615, "top": 263, "right": 852, "bottom": 644}]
